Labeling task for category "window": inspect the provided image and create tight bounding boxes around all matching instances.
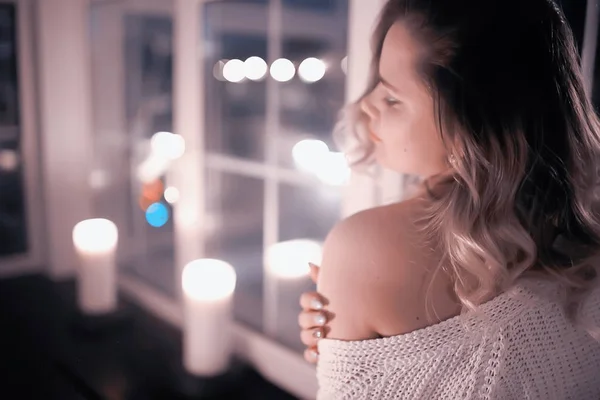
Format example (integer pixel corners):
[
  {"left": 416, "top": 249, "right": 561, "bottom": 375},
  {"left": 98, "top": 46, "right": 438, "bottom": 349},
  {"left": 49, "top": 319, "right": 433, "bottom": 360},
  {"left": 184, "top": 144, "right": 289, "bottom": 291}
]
[
  {"left": 90, "top": 0, "right": 176, "bottom": 294},
  {"left": 201, "top": 0, "right": 348, "bottom": 351},
  {"left": 90, "top": 0, "right": 350, "bottom": 355},
  {"left": 283, "top": 0, "right": 338, "bottom": 13},
  {"left": 0, "top": 3, "right": 26, "bottom": 257}
]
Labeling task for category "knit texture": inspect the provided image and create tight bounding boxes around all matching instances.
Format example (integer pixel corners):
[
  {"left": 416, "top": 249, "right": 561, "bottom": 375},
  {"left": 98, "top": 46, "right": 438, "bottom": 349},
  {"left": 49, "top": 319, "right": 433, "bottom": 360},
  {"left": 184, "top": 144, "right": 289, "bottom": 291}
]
[{"left": 316, "top": 278, "right": 600, "bottom": 399}]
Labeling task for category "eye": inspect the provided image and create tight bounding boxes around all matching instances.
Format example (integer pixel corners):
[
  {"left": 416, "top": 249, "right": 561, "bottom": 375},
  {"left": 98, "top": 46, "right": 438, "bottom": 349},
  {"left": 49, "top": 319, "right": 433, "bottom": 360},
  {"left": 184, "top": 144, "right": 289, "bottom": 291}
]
[{"left": 384, "top": 96, "right": 400, "bottom": 106}]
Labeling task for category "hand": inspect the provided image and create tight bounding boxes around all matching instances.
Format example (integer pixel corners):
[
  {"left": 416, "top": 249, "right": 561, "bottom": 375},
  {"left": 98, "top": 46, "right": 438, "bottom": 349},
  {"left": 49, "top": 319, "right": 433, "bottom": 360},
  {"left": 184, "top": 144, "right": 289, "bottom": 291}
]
[{"left": 298, "top": 263, "right": 330, "bottom": 364}]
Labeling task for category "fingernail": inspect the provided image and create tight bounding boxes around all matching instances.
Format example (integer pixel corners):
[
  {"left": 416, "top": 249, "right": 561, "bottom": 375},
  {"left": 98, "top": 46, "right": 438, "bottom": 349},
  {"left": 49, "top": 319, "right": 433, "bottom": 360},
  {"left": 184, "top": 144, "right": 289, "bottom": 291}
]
[
  {"left": 310, "top": 298, "right": 323, "bottom": 310},
  {"left": 309, "top": 349, "right": 319, "bottom": 360},
  {"left": 313, "top": 329, "right": 323, "bottom": 339},
  {"left": 314, "top": 314, "right": 326, "bottom": 326}
]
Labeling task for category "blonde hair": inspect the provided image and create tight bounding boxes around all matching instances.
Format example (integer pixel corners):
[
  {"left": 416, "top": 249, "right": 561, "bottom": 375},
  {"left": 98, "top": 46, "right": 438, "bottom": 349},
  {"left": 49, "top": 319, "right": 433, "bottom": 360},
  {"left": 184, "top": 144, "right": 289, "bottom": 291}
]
[{"left": 336, "top": 0, "right": 600, "bottom": 332}]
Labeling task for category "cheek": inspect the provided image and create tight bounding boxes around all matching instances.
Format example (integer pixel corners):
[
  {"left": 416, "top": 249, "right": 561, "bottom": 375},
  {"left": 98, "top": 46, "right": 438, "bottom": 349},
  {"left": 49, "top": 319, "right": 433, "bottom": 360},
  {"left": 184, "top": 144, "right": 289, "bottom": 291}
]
[
  {"left": 379, "top": 111, "right": 414, "bottom": 150},
  {"left": 376, "top": 109, "right": 446, "bottom": 173}
]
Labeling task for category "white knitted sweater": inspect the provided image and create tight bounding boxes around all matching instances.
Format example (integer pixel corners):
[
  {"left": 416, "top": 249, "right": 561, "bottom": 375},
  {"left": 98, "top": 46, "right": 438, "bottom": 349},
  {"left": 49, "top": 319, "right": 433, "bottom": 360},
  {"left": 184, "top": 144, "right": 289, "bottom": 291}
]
[{"left": 316, "top": 278, "right": 600, "bottom": 399}]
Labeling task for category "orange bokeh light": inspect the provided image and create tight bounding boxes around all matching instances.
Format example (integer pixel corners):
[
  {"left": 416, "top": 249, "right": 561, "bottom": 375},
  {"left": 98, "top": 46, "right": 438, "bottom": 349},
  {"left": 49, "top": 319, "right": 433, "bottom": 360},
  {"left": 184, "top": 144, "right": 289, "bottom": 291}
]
[
  {"left": 138, "top": 195, "right": 154, "bottom": 211},
  {"left": 139, "top": 179, "right": 165, "bottom": 211},
  {"left": 143, "top": 179, "right": 164, "bottom": 200}
]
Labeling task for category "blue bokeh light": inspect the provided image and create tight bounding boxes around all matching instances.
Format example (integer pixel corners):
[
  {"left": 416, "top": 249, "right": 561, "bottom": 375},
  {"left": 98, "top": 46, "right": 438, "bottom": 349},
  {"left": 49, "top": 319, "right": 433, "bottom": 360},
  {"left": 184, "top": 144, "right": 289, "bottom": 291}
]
[{"left": 145, "top": 202, "right": 169, "bottom": 228}]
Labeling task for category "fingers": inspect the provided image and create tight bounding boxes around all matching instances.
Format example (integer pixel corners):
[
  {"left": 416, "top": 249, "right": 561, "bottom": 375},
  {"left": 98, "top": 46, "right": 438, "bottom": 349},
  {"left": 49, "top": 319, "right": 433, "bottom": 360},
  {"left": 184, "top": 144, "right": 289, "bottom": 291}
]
[
  {"left": 304, "top": 346, "right": 319, "bottom": 364},
  {"left": 299, "top": 291, "right": 327, "bottom": 311},
  {"left": 298, "top": 309, "right": 328, "bottom": 330},
  {"left": 300, "top": 325, "right": 329, "bottom": 347},
  {"left": 299, "top": 283, "right": 327, "bottom": 365},
  {"left": 309, "top": 263, "right": 320, "bottom": 284}
]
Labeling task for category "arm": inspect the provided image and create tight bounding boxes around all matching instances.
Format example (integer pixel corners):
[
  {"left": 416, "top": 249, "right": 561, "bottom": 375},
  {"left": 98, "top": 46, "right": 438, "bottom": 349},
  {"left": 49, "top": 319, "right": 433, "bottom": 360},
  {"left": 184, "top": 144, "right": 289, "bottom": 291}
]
[
  {"left": 316, "top": 207, "right": 408, "bottom": 340},
  {"left": 317, "top": 205, "right": 458, "bottom": 341}
]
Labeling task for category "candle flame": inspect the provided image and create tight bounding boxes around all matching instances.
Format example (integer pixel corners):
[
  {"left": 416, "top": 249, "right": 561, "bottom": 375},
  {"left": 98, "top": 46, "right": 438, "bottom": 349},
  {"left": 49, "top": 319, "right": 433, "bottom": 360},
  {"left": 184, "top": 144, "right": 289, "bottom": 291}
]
[
  {"left": 72, "top": 218, "right": 118, "bottom": 254},
  {"left": 266, "top": 239, "right": 323, "bottom": 279},
  {"left": 182, "top": 259, "right": 237, "bottom": 301}
]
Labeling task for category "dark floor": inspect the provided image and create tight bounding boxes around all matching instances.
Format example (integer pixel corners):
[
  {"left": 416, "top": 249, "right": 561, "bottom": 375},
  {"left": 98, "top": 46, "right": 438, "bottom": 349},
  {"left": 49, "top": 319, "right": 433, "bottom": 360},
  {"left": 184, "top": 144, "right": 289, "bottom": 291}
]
[{"left": 0, "top": 274, "right": 298, "bottom": 400}]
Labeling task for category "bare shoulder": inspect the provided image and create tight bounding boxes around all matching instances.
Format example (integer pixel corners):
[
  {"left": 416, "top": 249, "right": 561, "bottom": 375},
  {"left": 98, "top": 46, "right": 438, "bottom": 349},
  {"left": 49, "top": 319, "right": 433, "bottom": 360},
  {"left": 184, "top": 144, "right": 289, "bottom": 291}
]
[
  {"left": 322, "top": 198, "right": 427, "bottom": 283},
  {"left": 325, "top": 199, "right": 420, "bottom": 253},
  {"left": 318, "top": 199, "right": 460, "bottom": 340}
]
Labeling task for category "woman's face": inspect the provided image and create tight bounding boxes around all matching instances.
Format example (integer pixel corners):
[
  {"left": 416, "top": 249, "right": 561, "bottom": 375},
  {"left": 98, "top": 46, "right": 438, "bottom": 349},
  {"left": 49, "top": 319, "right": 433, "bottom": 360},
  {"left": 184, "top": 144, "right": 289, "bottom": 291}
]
[{"left": 361, "top": 22, "right": 448, "bottom": 178}]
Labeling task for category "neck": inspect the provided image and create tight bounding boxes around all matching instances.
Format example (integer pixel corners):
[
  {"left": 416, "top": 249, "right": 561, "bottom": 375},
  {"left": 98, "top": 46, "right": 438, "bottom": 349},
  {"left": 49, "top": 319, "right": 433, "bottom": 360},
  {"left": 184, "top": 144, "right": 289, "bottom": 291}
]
[{"left": 418, "top": 173, "right": 455, "bottom": 200}]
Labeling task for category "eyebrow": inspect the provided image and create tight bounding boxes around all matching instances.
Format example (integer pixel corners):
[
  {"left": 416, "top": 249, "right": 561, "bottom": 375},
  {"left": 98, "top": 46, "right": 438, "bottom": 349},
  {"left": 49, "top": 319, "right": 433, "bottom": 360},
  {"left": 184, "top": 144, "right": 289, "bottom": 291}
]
[{"left": 378, "top": 73, "right": 403, "bottom": 94}]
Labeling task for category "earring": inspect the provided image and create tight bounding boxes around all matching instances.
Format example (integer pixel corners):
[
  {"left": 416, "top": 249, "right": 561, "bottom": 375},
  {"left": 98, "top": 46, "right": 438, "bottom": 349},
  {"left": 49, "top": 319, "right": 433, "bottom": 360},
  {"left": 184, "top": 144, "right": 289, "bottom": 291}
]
[{"left": 448, "top": 154, "right": 457, "bottom": 166}]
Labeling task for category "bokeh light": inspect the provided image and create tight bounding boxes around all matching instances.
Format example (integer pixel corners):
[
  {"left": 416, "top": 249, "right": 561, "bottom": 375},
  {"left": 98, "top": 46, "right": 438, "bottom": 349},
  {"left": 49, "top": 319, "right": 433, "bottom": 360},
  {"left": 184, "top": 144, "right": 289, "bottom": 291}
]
[
  {"left": 164, "top": 186, "right": 180, "bottom": 204},
  {"left": 88, "top": 169, "right": 109, "bottom": 190},
  {"left": 223, "top": 59, "right": 245, "bottom": 83},
  {"left": 136, "top": 154, "right": 170, "bottom": 184},
  {"left": 341, "top": 56, "right": 348, "bottom": 75},
  {"left": 143, "top": 179, "right": 165, "bottom": 202},
  {"left": 244, "top": 56, "right": 268, "bottom": 81},
  {"left": 314, "top": 151, "right": 351, "bottom": 186},
  {"left": 139, "top": 180, "right": 165, "bottom": 211},
  {"left": 72, "top": 218, "right": 118, "bottom": 254},
  {"left": 291, "top": 140, "right": 350, "bottom": 186},
  {"left": 266, "top": 239, "right": 323, "bottom": 279},
  {"left": 270, "top": 58, "right": 295, "bottom": 82},
  {"left": 292, "top": 139, "right": 329, "bottom": 173},
  {"left": 139, "top": 195, "right": 154, "bottom": 212},
  {"left": 182, "top": 259, "right": 237, "bottom": 301},
  {"left": 298, "top": 57, "right": 326, "bottom": 83},
  {"left": 0, "top": 149, "right": 18, "bottom": 171},
  {"left": 213, "top": 59, "right": 227, "bottom": 81},
  {"left": 145, "top": 202, "right": 169, "bottom": 227},
  {"left": 151, "top": 131, "right": 185, "bottom": 160}
]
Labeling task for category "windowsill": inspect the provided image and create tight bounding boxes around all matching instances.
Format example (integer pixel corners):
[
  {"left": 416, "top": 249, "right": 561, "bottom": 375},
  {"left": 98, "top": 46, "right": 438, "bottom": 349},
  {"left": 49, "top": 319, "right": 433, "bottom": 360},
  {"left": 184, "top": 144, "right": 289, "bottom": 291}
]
[
  {"left": 118, "top": 272, "right": 318, "bottom": 399},
  {"left": 0, "top": 274, "right": 309, "bottom": 399}
]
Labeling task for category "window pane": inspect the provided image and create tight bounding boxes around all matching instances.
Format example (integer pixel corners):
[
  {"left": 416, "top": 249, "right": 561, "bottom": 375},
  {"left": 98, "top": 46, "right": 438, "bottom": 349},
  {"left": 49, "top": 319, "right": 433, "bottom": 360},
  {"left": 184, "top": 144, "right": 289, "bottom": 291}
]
[
  {"left": 124, "top": 12, "right": 176, "bottom": 294},
  {"left": 90, "top": 1, "right": 176, "bottom": 296},
  {"left": 278, "top": 183, "right": 341, "bottom": 242},
  {"left": 205, "top": 169, "right": 265, "bottom": 330},
  {"left": 277, "top": 0, "right": 348, "bottom": 170},
  {"left": 0, "top": 5, "right": 18, "bottom": 126},
  {"left": 0, "top": 137, "right": 26, "bottom": 256},
  {"left": 200, "top": 0, "right": 348, "bottom": 348},
  {"left": 273, "top": 0, "right": 347, "bottom": 350},
  {"left": 282, "top": 0, "right": 338, "bottom": 13},
  {"left": 275, "top": 183, "right": 340, "bottom": 351},
  {"left": 0, "top": 5, "right": 27, "bottom": 257},
  {"left": 203, "top": 1, "right": 268, "bottom": 161}
]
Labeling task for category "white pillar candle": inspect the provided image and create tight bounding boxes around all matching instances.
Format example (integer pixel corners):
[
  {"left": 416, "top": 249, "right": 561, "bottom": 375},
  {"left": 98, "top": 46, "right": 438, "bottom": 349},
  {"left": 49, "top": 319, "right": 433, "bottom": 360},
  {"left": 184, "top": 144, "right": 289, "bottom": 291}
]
[
  {"left": 264, "top": 240, "right": 323, "bottom": 338},
  {"left": 182, "top": 259, "right": 237, "bottom": 377},
  {"left": 72, "top": 218, "right": 119, "bottom": 314}
]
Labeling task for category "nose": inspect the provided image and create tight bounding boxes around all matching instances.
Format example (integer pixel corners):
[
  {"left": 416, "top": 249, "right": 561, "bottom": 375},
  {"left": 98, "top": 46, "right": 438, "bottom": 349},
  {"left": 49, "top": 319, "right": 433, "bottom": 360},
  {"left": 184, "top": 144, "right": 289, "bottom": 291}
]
[
  {"left": 360, "top": 96, "right": 378, "bottom": 121},
  {"left": 360, "top": 96, "right": 381, "bottom": 142}
]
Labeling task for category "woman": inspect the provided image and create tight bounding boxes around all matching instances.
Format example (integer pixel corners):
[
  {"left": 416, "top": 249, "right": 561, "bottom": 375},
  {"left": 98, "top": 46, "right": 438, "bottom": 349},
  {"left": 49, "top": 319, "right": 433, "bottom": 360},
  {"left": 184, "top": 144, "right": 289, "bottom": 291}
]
[{"left": 298, "top": 0, "right": 600, "bottom": 398}]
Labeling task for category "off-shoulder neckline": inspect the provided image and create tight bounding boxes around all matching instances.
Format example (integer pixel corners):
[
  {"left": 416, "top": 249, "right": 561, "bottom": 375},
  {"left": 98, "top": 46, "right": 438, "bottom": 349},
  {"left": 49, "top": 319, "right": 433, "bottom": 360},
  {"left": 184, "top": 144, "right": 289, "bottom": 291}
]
[{"left": 318, "top": 277, "right": 563, "bottom": 351}]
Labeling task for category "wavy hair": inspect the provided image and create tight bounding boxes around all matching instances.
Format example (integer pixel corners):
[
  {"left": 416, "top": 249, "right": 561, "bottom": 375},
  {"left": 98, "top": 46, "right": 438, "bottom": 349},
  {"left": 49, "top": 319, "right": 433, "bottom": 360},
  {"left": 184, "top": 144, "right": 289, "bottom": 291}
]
[{"left": 335, "top": 0, "right": 600, "bottom": 331}]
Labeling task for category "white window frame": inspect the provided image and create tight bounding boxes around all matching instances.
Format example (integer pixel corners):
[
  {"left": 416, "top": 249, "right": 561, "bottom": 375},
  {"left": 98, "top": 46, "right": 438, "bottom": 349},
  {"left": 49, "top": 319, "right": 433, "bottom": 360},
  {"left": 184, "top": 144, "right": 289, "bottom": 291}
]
[
  {"left": 86, "top": 0, "right": 388, "bottom": 398},
  {"left": 0, "top": 0, "right": 45, "bottom": 277}
]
